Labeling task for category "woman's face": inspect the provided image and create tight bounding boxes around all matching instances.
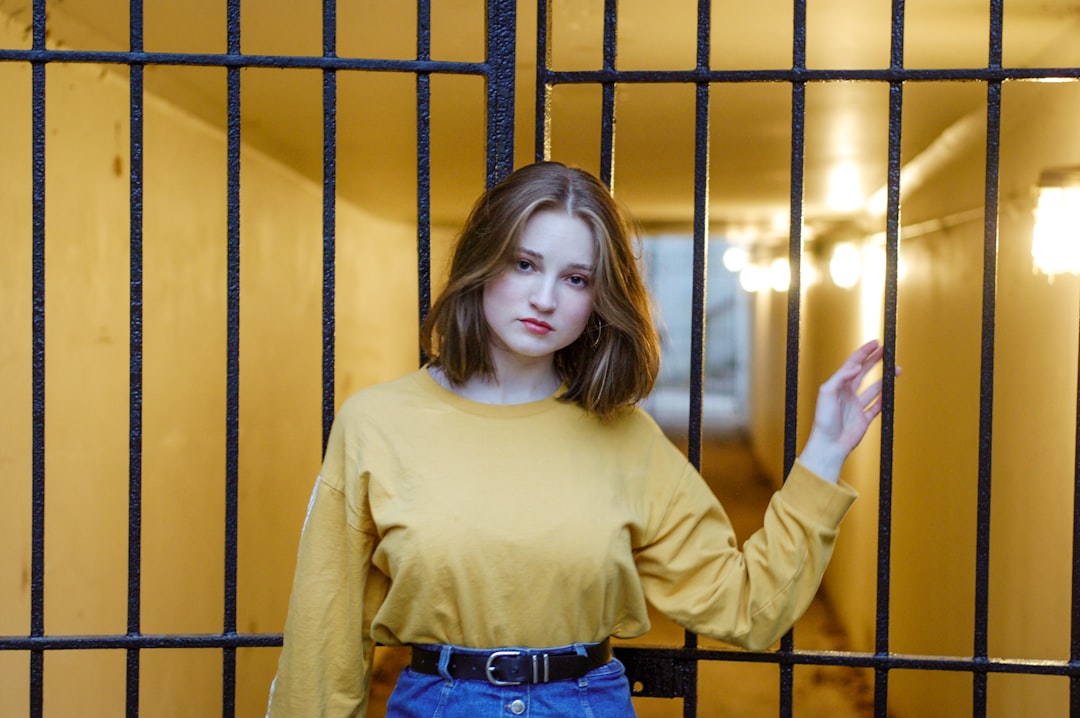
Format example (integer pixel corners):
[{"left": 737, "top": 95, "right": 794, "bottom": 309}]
[{"left": 482, "top": 209, "right": 597, "bottom": 373}]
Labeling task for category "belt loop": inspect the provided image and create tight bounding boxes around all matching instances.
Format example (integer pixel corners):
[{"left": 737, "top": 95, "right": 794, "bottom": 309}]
[
  {"left": 437, "top": 645, "right": 454, "bottom": 681},
  {"left": 573, "top": 643, "right": 589, "bottom": 689},
  {"left": 531, "top": 653, "right": 550, "bottom": 683}
]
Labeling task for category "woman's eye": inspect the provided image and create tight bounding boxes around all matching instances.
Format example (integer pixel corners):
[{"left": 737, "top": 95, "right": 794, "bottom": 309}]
[
  {"left": 567, "top": 275, "right": 589, "bottom": 287},
  {"left": 515, "top": 259, "right": 533, "bottom": 271}
]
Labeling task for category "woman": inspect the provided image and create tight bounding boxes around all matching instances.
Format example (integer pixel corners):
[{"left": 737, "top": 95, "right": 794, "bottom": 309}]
[{"left": 266, "top": 161, "right": 888, "bottom": 717}]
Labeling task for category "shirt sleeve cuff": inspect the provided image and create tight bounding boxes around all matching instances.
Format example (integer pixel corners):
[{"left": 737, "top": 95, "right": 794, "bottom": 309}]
[{"left": 781, "top": 460, "right": 858, "bottom": 526}]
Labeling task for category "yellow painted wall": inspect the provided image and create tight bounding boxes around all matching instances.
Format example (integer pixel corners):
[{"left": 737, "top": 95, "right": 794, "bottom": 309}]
[
  {"left": 0, "top": 14, "right": 448, "bottom": 715},
  {"left": 6, "top": 3, "right": 1080, "bottom": 716},
  {"left": 749, "top": 78, "right": 1080, "bottom": 717}
]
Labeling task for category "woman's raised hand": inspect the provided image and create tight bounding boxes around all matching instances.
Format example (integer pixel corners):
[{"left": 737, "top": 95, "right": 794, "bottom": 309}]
[{"left": 797, "top": 340, "right": 895, "bottom": 483}]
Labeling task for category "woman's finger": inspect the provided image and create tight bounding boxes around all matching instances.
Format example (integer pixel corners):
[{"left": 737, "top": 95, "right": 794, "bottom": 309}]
[{"left": 857, "top": 378, "right": 885, "bottom": 409}]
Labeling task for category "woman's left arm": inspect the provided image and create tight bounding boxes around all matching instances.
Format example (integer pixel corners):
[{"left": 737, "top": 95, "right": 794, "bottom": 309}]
[
  {"left": 797, "top": 339, "right": 894, "bottom": 484},
  {"left": 636, "top": 341, "right": 892, "bottom": 650}
]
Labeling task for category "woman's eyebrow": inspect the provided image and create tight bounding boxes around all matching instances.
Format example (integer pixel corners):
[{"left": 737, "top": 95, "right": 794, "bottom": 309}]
[{"left": 518, "top": 247, "right": 595, "bottom": 272}]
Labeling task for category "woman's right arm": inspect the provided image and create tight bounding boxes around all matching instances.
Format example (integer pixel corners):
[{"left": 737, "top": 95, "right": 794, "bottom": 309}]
[{"left": 266, "top": 413, "right": 386, "bottom": 717}]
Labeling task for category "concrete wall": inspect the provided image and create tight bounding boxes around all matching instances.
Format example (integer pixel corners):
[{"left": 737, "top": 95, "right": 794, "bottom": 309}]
[
  {"left": 0, "top": 12, "right": 443, "bottom": 714},
  {"left": 749, "top": 78, "right": 1080, "bottom": 717}
]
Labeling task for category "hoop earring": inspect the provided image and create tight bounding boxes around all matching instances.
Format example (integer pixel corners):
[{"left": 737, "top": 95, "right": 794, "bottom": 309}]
[{"left": 589, "top": 319, "right": 605, "bottom": 348}]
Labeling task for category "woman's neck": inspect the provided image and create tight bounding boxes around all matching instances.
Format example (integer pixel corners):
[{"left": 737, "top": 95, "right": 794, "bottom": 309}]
[{"left": 430, "top": 361, "right": 561, "bottom": 405}]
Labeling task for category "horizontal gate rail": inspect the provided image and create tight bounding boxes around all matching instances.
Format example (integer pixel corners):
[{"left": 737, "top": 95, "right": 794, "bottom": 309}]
[
  {"left": 617, "top": 645, "right": 1080, "bottom": 677},
  {"left": 5, "top": 47, "right": 1080, "bottom": 82},
  {"left": 0, "top": 634, "right": 282, "bottom": 651},
  {"left": 5, "top": 633, "right": 1079, "bottom": 684},
  {"left": 542, "top": 67, "right": 1080, "bottom": 83},
  {"left": 0, "top": 48, "right": 491, "bottom": 74}
]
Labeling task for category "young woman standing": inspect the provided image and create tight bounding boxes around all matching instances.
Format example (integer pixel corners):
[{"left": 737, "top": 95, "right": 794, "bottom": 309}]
[{"left": 266, "top": 161, "right": 889, "bottom": 717}]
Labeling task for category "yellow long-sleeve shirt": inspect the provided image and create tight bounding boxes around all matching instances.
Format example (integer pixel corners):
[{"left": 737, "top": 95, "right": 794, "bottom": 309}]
[{"left": 266, "top": 368, "right": 856, "bottom": 717}]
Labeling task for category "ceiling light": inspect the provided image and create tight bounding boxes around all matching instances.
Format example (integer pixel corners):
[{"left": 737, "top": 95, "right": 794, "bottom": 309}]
[
  {"left": 739, "top": 264, "right": 765, "bottom": 293},
  {"left": 722, "top": 246, "right": 748, "bottom": 272},
  {"left": 829, "top": 242, "right": 862, "bottom": 288},
  {"left": 769, "top": 258, "right": 791, "bottom": 292},
  {"left": 827, "top": 162, "right": 863, "bottom": 213},
  {"left": 1032, "top": 167, "right": 1080, "bottom": 277}
]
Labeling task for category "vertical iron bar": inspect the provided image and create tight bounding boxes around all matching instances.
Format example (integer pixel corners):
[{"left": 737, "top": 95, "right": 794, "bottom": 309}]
[
  {"left": 780, "top": 3, "right": 809, "bottom": 715},
  {"left": 874, "top": 86, "right": 902, "bottom": 718},
  {"left": 678, "top": 656, "right": 698, "bottom": 718},
  {"left": 873, "top": 3, "right": 905, "bottom": 716},
  {"left": 988, "top": 0, "right": 1003, "bottom": 70},
  {"left": 223, "top": 1, "right": 242, "bottom": 715},
  {"left": 890, "top": 0, "right": 906, "bottom": 70},
  {"left": 778, "top": 81, "right": 804, "bottom": 716},
  {"left": 417, "top": 0, "right": 432, "bottom": 349},
  {"left": 126, "top": 1, "right": 146, "bottom": 715},
  {"left": 686, "top": 0, "right": 710, "bottom": 492},
  {"left": 779, "top": 74, "right": 806, "bottom": 718},
  {"left": 792, "top": 0, "right": 806, "bottom": 71},
  {"left": 973, "top": 1, "right": 1003, "bottom": 714},
  {"left": 599, "top": 0, "right": 617, "bottom": 190},
  {"left": 322, "top": 0, "right": 338, "bottom": 448},
  {"left": 972, "top": 77, "right": 1002, "bottom": 718},
  {"left": 681, "top": 7, "right": 712, "bottom": 714},
  {"left": 876, "top": 177, "right": 901, "bottom": 706},
  {"left": 534, "top": 0, "right": 552, "bottom": 162},
  {"left": 29, "top": 0, "right": 48, "bottom": 715},
  {"left": 485, "top": 0, "right": 516, "bottom": 186},
  {"left": 877, "top": 61, "right": 901, "bottom": 718},
  {"left": 781, "top": 42, "right": 807, "bottom": 484}
]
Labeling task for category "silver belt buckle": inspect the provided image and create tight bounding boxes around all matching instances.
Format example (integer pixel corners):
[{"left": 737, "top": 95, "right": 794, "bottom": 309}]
[{"left": 485, "top": 650, "right": 525, "bottom": 686}]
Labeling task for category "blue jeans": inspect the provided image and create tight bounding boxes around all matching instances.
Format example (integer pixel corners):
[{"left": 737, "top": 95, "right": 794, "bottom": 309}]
[{"left": 386, "top": 644, "right": 637, "bottom": 718}]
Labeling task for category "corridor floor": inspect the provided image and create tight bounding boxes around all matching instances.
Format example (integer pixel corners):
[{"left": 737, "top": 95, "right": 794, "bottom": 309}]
[{"left": 366, "top": 438, "right": 873, "bottom": 717}]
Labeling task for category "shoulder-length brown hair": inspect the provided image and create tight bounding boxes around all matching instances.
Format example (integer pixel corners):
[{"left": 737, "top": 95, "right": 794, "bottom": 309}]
[{"left": 420, "top": 161, "right": 659, "bottom": 419}]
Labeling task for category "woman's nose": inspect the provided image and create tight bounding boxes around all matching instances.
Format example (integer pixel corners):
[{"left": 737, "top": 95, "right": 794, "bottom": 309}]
[{"left": 530, "top": 279, "right": 557, "bottom": 311}]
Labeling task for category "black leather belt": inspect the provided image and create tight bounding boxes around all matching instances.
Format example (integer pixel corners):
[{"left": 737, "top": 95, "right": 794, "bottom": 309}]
[{"left": 410, "top": 639, "right": 612, "bottom": 686}]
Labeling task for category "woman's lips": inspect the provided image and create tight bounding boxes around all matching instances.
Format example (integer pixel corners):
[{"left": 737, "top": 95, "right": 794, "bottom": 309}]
[{"left": 520, "top": 318, "right": 553, "bottom": 335}]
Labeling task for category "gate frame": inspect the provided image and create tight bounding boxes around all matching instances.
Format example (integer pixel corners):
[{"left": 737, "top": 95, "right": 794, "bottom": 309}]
[{"left": 2, "top": 0, "right": 1080, "bottom": 716}]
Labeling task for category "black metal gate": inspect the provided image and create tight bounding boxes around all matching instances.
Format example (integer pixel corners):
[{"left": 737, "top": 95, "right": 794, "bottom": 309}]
[{"left": 2, "top": 0, "right": 1080, "bottom": 716}]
